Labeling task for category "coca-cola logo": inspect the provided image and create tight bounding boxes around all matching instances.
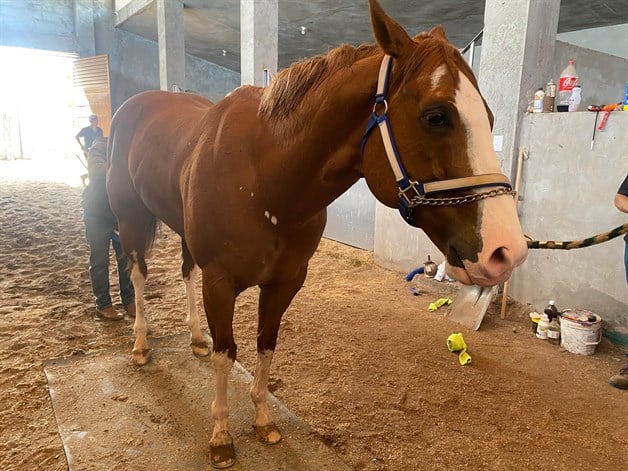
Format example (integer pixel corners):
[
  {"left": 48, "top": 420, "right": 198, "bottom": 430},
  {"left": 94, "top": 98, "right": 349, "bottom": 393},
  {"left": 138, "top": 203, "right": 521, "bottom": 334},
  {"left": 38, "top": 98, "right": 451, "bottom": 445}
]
[{"left": 560, "top": 77, "right": 577, "bottom": 89}]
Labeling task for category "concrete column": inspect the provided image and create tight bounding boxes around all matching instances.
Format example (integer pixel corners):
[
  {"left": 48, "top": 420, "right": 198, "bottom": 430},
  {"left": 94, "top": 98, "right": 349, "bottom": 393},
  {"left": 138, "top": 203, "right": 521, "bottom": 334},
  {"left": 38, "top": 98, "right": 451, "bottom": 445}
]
[
  {"left": 478, "top": 0, "right": 559, "bottom": 176},
  {"left": 156, "top": 0, "right": 185, "bottom": 91},
  {"left": 240, "top": 0, "right": 278, "bottom": 86},
  {"left": 74, "top": 0, "right": 96, "bottom": 57}
]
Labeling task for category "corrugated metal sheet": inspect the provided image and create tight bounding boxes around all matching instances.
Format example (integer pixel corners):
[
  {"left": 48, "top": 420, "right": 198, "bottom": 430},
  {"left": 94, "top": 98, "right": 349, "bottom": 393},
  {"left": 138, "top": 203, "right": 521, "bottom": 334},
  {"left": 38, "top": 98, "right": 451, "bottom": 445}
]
[{"left": 73, "top": 55, "right": 112, "bottom": 136}]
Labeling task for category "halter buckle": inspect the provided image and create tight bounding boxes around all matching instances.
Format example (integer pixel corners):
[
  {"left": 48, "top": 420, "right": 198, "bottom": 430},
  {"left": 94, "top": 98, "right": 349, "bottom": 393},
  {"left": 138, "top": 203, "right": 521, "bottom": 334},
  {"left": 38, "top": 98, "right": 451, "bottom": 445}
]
[{"left": 398, "top": 181, "right": 423, "bottom": 206}]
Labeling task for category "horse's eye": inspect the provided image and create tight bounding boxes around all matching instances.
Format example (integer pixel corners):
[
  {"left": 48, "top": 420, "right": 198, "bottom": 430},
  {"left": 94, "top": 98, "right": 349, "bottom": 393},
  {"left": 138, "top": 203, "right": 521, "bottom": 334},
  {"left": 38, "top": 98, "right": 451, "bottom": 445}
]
[{"left": 424, "top": 111, "right": 447, "bottom": 127}]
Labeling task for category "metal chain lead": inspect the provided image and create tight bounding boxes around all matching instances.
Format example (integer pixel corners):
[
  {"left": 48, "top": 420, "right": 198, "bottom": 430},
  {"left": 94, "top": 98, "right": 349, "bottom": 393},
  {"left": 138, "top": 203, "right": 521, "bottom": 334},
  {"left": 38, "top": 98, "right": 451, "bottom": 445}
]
[{"left": 406, "top": 187, "right": 516, "bottom": 207}]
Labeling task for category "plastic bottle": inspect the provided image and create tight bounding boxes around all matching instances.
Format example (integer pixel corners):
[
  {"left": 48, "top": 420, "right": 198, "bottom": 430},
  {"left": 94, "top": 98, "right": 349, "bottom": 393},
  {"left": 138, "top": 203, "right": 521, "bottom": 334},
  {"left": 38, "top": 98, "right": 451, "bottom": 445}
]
[
  {"left": 536, "top": 314, "right": 549, "bottom": 340},
  {"left": 547, "top": 317, "right": 561, "bottom": 345},
  {"left": 543, "top": 80, "right": 556, "bottom": 112},
  {"left": 568, "top": 85, "right": 582, "bottom": 112},
  {"left": 533, "top": 88, "right": 545, "bottom": 113},
  {"left": 557, "top": 60, "right": 578, "bottom": 112},
  {"left": 544, "top": 300, "right": 560, "bottom": 320}
]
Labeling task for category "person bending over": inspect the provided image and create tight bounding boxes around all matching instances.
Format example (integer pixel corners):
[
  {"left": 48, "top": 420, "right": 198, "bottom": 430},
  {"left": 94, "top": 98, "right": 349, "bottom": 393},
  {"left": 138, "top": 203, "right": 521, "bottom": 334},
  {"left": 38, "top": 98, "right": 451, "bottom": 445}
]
[{"left": 82, "top": 137, "right": 135, "bottom": 320}]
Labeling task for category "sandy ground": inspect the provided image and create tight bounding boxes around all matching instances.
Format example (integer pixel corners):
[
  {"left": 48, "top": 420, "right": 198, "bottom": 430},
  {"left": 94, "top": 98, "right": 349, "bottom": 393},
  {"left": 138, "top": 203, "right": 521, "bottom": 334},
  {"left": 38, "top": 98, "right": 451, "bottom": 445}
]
[{"left": 1, "top": 159, "right": 626, "bottom": 470}]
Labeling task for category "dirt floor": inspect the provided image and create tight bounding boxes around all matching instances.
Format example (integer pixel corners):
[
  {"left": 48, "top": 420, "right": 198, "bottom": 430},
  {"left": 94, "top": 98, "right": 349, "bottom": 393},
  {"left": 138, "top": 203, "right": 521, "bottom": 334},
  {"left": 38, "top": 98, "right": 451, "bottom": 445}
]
[{"left": 1, "top": 162, "right": 626, "bottom": 470}]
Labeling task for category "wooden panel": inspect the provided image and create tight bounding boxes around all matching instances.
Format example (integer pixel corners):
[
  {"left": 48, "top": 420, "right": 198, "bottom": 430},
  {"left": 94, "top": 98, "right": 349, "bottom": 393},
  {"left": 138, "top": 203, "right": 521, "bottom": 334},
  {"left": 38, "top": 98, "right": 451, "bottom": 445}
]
[{"left": 73, "top": 55, "right": 112, "bottom": 136}]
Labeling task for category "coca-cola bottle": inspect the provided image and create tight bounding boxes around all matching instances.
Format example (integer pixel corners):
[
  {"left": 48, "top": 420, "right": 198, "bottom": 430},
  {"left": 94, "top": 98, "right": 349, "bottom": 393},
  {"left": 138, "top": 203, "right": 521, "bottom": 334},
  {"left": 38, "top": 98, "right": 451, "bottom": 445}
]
[{"left": 557, "top": 60, "right": 578, "bottom": 112}]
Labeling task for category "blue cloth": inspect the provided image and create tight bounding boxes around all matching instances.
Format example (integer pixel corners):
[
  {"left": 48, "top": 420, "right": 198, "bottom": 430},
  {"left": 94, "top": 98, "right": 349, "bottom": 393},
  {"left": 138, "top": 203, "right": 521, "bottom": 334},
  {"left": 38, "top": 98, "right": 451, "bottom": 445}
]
[{"left": 84, "top": 214, "right": 134, "bottom": 310}]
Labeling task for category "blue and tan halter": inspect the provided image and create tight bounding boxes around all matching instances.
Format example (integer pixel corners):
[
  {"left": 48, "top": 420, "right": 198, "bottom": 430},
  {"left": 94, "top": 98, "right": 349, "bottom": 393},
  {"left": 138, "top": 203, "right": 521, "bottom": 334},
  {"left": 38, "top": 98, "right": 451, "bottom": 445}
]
[{"left": 361, "top": 55, "right": 515, "bottom": 228}]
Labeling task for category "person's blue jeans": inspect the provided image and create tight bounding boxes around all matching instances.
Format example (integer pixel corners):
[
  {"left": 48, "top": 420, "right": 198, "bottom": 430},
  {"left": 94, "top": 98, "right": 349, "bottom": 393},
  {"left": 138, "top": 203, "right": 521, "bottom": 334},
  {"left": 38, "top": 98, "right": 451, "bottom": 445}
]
[
  {"left": 84, "top": 214, "right": 134, "bottom": 310},
  {"left": 624, "top": 238, "right": 628, "bottom": 285}
]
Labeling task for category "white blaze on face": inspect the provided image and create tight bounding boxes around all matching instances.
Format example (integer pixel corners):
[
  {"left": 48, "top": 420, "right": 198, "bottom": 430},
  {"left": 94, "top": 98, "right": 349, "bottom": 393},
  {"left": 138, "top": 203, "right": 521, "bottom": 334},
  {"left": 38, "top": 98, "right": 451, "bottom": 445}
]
[
  {"left": 430, "top": 64, "right": 448, "bottom": 91},
  {"left": 449, "top": 71, "right": 527, "bottom": 285},
  {"left": 454, "top": 72, "right": 501, "bottom": 175}
]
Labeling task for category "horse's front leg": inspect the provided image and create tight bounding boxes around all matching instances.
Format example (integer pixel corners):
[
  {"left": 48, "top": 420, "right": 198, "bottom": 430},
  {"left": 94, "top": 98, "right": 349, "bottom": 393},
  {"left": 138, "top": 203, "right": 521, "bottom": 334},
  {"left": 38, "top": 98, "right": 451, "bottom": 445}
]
[
  {"left": 251, "top": 270, "right": 307, "bottom": 445},
  {"left": 181, "top": 241, "right": 210, "bottom": 357},
  {"left": 210, "top": 350, "right": 235, "bottom": 469},
  {"left": 201, "top": 267, "right": 238, "bottom": 469},
  {"left": 184, "top": 266, "right": 210, "bottom": 356}
]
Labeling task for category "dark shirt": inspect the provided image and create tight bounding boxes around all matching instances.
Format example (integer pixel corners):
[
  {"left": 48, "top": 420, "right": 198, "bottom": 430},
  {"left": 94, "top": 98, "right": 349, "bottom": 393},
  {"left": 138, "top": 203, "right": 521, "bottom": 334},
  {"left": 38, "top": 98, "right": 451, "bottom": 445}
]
[
  {"left": 619, "top": 174, "right": 628, "bottom": 241},
  {"left": 78, "top": 126, "right": 104, "bottom": 150},
  {"left": 619, "top": 174, "right": 628, "bottom": 197},
  {"left": 82, "top": 138, "right": 114, "bottom": 220}
]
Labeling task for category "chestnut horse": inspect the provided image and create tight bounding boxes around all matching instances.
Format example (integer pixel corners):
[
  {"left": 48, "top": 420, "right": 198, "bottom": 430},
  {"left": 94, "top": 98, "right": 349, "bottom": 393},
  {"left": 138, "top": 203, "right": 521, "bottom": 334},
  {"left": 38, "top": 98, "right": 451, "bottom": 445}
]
[{"left": 107, "top": 0, "right": 527, "bottom": 467}]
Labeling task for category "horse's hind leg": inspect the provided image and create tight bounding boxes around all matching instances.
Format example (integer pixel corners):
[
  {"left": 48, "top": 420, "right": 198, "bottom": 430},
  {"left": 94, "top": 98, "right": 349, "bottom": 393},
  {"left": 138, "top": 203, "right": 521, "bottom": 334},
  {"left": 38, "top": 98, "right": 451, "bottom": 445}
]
[
  {"left": 116, "top": 213, "right": 155, "bottom": 366},
  {"left": 129, "top": 254, "right": 150, "bottom": 365},
  {"left": 181, "top": 239, "right": 209, "bottom": 357},
  {"left": 251, "top": 268, "right": 308, "bottom": 445}
]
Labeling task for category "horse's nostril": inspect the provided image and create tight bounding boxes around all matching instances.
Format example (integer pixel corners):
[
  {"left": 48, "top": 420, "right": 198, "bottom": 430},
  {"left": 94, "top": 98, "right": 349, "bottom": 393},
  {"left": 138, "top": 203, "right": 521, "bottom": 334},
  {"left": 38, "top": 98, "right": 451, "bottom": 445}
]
[{"left": 490, "top": 247, "right": 508, "bottom": 266}]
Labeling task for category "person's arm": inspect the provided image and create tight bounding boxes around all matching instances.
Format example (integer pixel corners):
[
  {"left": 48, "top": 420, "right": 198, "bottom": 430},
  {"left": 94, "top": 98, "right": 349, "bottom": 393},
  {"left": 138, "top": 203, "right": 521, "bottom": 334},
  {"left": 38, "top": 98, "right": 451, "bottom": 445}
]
[
  {"left": 616, "top": 175, "right": 628, "bottom": 214},
  {"left": 75, "top": 131, "right": 85, "bottom": 151},
  {"left": 614, "top": 193, "right": 628, "bottom": 214}
]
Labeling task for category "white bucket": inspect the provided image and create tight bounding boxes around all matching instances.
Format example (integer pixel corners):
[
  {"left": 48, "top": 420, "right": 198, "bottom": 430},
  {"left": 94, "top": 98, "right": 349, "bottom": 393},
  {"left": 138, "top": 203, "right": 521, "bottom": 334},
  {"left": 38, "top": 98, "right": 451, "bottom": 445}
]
[{"left": 560, "top": 309, "right": 602, "bottom": 355}]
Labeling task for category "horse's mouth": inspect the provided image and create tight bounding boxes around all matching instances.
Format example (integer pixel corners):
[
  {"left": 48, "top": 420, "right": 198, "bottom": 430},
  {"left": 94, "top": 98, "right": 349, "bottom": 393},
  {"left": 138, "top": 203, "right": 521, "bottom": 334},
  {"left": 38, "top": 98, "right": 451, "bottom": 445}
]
[{"left": 445, "top": 249, "right": 514, "bottom": 287}]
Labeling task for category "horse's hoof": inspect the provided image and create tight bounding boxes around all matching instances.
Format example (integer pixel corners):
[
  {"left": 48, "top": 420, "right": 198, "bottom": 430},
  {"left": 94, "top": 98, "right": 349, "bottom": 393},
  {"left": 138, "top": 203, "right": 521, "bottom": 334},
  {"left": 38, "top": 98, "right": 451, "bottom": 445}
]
[
  {"left": 191, "top": 341, "right": 210, "bottom": 357},
  {"left": 132, "top": 349, "right": 151, "bottom": 366},
  {"left": 209, "top": 442, "right": 236, "bottom": 469},
  {"left": 253, "top": 423, "right": 282, "bottom": 445}
]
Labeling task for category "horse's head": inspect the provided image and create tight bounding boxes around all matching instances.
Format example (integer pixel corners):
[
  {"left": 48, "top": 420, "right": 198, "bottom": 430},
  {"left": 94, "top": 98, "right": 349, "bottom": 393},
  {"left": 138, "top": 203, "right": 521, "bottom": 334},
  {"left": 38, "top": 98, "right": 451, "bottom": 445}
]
[{"left": 361, "top": 0, "right": 527, "bottom": 287}]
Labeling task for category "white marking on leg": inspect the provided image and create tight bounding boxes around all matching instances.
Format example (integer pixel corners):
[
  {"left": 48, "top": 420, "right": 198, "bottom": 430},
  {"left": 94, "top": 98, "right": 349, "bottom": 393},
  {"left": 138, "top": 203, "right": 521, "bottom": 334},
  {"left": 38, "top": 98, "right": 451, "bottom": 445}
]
[
  {"left": 250, "top": 349, "right": 275, "bottom": 427},
  {"left": 184, "top": 266, "right": 205, "bottom": 348},
  {"left": 210, "top": 351, "right": 234, "bottom": 445},
  {"left": 130, "top": 257, "right": 148, "bottom": 354}
]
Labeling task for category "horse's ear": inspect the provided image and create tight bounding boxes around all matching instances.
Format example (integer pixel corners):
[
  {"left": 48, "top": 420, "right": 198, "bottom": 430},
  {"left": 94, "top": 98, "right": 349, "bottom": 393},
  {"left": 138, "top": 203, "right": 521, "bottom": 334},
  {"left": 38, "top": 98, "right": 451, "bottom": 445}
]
[
  {"left": 369, "top": 0, "right": 413, "bottom": 57},
  {"left": 430, "top": 25, "right": 449, "bottom": 42}
]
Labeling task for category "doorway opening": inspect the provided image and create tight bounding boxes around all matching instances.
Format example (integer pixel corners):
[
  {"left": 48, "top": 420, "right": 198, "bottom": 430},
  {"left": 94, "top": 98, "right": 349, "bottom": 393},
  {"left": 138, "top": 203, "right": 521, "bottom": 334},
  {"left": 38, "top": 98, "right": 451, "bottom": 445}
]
[{"left": 0, "top": 46, "right": 88, "bottom": 185}]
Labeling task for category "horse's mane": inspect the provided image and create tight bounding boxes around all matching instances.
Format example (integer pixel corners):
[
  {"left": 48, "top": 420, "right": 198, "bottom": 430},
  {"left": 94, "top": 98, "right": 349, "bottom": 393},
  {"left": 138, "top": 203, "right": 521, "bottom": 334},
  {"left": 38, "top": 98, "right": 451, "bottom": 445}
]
[
  {"left": 259, "top": 43, "right": 379, "bottom": 120},
  {"left": 258, "top": 31, "right": 469, "bottom": 136}
]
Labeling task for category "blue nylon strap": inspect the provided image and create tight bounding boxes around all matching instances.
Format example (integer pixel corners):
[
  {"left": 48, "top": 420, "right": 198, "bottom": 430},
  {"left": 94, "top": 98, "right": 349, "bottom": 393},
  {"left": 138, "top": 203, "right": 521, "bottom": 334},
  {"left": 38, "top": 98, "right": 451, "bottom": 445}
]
[
  {"left": 361, "top": 112, "right": 379, "bottom": 154},
  {"left": 380, "top": 115, "right": 412, "bottom": 190},
  {"left": 361, "top": 55, "right": 393, "bottom": 155}
]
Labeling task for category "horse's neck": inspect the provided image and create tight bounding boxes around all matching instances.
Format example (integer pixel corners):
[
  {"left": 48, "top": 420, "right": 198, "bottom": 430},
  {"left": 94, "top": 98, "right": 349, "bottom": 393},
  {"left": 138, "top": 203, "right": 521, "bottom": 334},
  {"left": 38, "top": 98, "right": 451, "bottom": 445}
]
[{"left": 265, "top": 54, "right": 382, "bottom": 218}]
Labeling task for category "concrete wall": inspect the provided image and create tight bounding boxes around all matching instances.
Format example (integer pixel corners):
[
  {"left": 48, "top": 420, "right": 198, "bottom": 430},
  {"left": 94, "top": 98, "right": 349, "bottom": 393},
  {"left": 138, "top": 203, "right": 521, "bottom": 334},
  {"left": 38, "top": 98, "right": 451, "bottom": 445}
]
[
  {"left": 97, "top": 1, "right": 240, "bottom": 110},
  {"left": 513, "top": 112, "right": 628, "bottom": 344},
  {"left": 0, "top": 0, "right": 75, "bottom": 53},
  {"left": 374, "top": 204, "right": 443, "bottom": 273},
  {"left": 105, "top": 28, "right": 239, "bottom": 110},
  {"left": 0, "top": 0, "right": 240, "bottom": 112},
  {"left": 552, "top": 41, "right": 628, "bottom": 108},
  {"left": 558, "top": 24, "right": 628, "bottom": 60}
]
